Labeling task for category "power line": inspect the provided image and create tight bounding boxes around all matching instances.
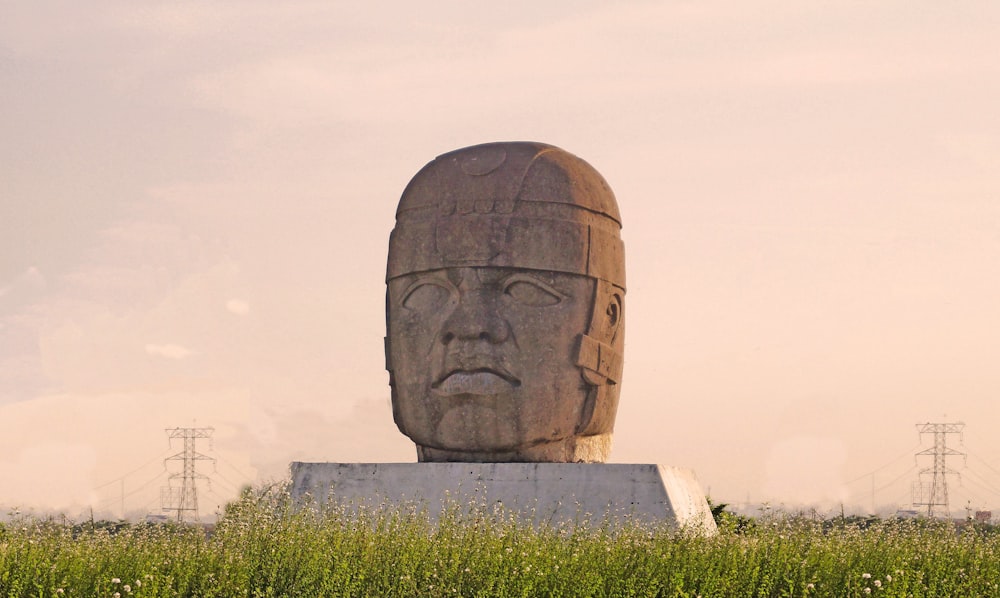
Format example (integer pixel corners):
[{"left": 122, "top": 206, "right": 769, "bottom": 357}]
[
  {"left": 966, "top": 451, "right": 1000, "bottom": 481},
  {"left": 91, "top": 447, "right": 175, "bottom": 490},
  {"left": 889, "top": 487, "right": 913, "bottom": 507},
  {"left": 210, "top": 472, "right": 242, "bottom": 496},
  {"left": 875, "top": 465, "right": 918, "bottom": 495},
  {"left": 958, "top": 468, "right": 1000, "bottom": 501},
  {"left": 844, "top": 443, "right": 924, "bottom": 486},
  {"left": 91, "top": 470, "right": 169, "bottom": 513},
  {"left": 215, "top": 455, "right": 257, "bottom": 483},
  {"left": 136, "top": 493, "right": 164, "bottom": 516}
]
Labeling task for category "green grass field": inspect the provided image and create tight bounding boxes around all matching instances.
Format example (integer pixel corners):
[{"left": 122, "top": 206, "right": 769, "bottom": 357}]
[{"left": 3, "top": 486, "right": 998, "bottom": 597}]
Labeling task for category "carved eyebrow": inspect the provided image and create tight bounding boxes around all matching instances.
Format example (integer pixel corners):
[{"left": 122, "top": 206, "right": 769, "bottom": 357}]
[
  {"left": 500, "top": 273, "right": 566, "bottom": 302},
  {"left": 400, "top": 276, "right": 456, "bottom": 305}
]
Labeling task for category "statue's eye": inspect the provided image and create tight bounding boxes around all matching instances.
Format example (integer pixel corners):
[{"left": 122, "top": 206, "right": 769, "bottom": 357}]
[
  {"left": 504, "top": 279, "right": 561, "bottom": 306},
  {"left": 402, "top": 282, "right": 452, "bottom": 311}
]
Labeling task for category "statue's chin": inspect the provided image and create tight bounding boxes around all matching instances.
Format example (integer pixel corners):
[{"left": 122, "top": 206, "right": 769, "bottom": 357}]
[{"left": 416, "top": 433, "right": 612, "bottom": 464}]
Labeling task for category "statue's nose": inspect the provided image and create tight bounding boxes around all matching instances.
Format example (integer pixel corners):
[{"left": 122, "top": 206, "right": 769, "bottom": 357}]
[{"left": 441, "top": 289, "right": 509, "bottom": 344}]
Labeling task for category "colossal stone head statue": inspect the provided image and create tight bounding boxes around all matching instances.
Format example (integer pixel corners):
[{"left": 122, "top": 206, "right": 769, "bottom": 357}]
[{"left": 386, "top": 141, "right": 625, "bottom": 463}]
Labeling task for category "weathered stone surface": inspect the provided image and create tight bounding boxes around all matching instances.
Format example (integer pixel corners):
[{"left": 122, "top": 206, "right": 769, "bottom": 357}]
[
  {"left": 290, "top": 462, "right": 716, "bottom": 530},
  {"left": 386, "top": 142, "right": 625, "bottom": 462}
]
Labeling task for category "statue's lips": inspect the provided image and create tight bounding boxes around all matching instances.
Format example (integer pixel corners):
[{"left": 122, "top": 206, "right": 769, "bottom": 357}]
[{"left": 432, "top": 368, "right": 521, "bottom": 396}]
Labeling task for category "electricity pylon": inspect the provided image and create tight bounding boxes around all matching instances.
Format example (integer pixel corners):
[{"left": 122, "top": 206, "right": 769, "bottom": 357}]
[
  {"left": 911, "top": 422, "right": 965, "bottom": 518},
  {"left": 161, "top": 427, "right": 215, "bottom": 522}
]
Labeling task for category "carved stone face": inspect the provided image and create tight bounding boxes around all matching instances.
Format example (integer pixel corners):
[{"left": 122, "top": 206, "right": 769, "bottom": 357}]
[
  {"left": 387, "top": 266, "right": 595, "bottom": 460},
  {"left": 386, "top": 141, "right": 625, "bottom": 462}
]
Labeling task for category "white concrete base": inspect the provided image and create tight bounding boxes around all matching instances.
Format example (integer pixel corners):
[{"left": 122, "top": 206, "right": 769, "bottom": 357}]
[{"left": 289, "top": 462, "right": 716, "bottom": 532}]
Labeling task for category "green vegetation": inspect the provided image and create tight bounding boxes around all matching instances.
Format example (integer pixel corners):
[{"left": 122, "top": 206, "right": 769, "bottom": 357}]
[{"left": 3, "top": 487, "right": 1000, "bottom": 597}]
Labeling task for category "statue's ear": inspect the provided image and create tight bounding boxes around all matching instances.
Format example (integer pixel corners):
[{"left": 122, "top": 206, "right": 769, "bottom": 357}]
[
  {"left": 585, "top": 280, "right": 623, "bottom": 344},
  {"left": 606, "top": 291, "right": 623, "bottom": 345}
]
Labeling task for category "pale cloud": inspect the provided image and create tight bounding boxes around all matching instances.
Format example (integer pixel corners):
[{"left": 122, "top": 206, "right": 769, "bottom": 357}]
[
  {"left": 190, "top": 58, "right": 350, "bottom": 126},
  {"left": 0, "top": 267, "right": 47, "bottom": 301},
  {"left": 226, "top": 299, "right": 250, "bottom": 315},
  {"left": 177, "top": 0, "right": 1000, "bottom": 146},
  {"left": 145, "top": 343, "right": 194, "bottom": 360},
  {"left": 0, "top": 2, "right": 107, "bottom": 55},
  {"left": 23, "top": 266, "right": 46, "bottom": 287},
  {"left": 0, "top": 443, "right": 98, "bottom": 512},
  {"left": 940, "top": 133, "right": 1000, "bottom": 172},
  {"left": 107, "top": 1, "right": 330, "bottom": 38}
]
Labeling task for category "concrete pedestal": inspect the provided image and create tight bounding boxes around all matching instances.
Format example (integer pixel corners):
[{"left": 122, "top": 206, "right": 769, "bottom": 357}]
[{"left": 289, "top": 462, "right": 715, "bottom": 532}]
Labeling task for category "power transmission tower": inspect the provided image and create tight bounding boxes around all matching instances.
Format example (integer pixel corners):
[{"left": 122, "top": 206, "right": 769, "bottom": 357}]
[
  {"left": 911, "top": 422, "right": 965, "bottom": 518},
  {"left": 160, "top": 427, "right": 215, "bottom": 522}
]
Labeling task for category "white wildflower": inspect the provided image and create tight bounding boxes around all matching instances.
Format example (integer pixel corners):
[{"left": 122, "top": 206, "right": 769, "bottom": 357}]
[{"left": 862, "top": 573, "right": 872, "bottom": 579}]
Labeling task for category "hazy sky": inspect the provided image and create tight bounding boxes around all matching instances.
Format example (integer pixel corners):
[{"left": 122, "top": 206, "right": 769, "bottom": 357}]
[{"left": 3, "top": 1, "right": 999, "bottom": 519}]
